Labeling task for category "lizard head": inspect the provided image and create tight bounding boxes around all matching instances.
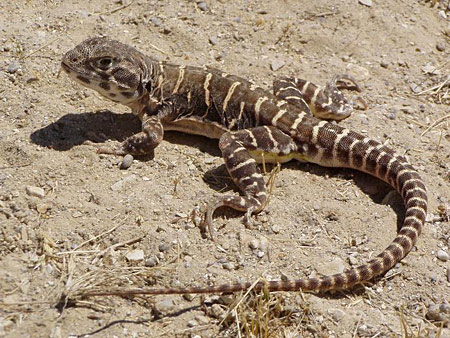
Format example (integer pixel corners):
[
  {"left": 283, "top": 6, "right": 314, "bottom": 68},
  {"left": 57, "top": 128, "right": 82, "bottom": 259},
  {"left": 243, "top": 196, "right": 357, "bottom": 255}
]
[{"left": 61, "top": 37, "right": 150, "bottom": 104}]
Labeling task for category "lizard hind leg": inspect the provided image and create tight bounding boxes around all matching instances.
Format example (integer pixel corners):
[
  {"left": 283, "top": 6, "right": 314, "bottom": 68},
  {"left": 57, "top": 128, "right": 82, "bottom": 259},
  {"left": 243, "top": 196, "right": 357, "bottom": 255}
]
[{"left": 204, "top": 126, "right": 298, "bottom": 239}]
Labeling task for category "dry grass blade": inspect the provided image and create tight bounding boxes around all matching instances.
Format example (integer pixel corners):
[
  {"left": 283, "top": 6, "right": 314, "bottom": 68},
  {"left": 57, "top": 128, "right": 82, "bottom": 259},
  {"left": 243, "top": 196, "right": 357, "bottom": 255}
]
[{"left": 420, "top": 113, "right": 450, "bottom": 136}]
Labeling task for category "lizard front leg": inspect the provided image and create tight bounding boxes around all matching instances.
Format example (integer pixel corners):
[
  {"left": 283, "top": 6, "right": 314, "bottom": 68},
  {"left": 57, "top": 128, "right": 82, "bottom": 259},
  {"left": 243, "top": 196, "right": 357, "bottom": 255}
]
[
  {"left": 96, "top": 102, "right": 175, "bottom": 156},
  {"left": 204, "top": 126, "right": 298, "bottom": 239}
]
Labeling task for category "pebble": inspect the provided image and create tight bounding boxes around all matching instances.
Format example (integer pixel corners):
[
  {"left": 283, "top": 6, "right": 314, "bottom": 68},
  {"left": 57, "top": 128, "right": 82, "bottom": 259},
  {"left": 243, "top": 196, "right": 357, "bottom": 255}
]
[
  {"left": 447, "top": 267, "right": 450, "bottom": 283},
  {"left": 183, "top": 294, "right": 195, "bottom": 301},
  {"left": 256, "top": 251, "right": 265, "bottom": 258},
  {"left": 346, "top": 63, "right": 370, "bottom": 81},
  {"left": 348, "top": 255, "right": 358, "bottom": 266},
  {"left": 151, "top": 17, "right": 162, "bottom": 26},
  {"left": 426, "top": 303, "right": 450, "bottom": 326},
  {"left": 187, "top": 319, "right": 198, "bottom": 327},
  {"left": 155, "top": 298, "right": 175, "bottom": 313},
  {"left": 317, "top": 258, "right": 346, "bottom": 275},
  {"left": 380, "top": 60, "right": 389, "bottom": 68},
  {"left": 438, "top": 10, "right": 447, "bottom": 20},
  {"left": 409, "top": 83, "right": 422, "bottom": 94},
  {"left": 210, "top": 303, "right": 226, "bottom": 319},
  {"left": 159, "top": 243, "right": 169, "bottom": 252},
  {"left": 222, "top": 262, "right": 235, "bottom": 270},
  {"left": 359, "top": 0, "right": 372, "bottom": 7},
  {"left": 436, "top": 42, "right": 445, "bottom": 52},
  {"left": 120, "top": 154, "right": 134, "bottom": 169},
  {"left": 437, "top": 249, "right": 449, "bottom": 262},
  {"left": 327, "top": 308, "right": 345, "bottom": 322},
  {"left": 195, "top": 314, "right": 209, "bottom": 325},
  {"left": 270, "top": 59, "right": 285, "bottom": 71},
  {"left": 145, "top": 256, "right": 159, "bottom": 267},
  {"left": 110, "top": 174, "right": 137, "bottom": 191},
  {"left": 209, "top": 36, "right": 218, "bottom": 45},
  {"left": 271, "top": 224, "right": 280, "bottom": 233},
  {"left": 197, "top": 1, "right": 207, "bottom": 11},
  {"left": 6, "top": 62, "right": 20, "bottom": 74},
  {"left": 36, "top": 203, "right": 49, "bottom": 214},
  {"left": 71, "top": 211, "right": 83, "bottom": 218},
  {"left": 249, "top": 239, "right": 260, "bottom": 250},
  {"left": 26, "top": 186, "right": 45, "bottom": 199},
  {"left": 125, "top": 249, "right": 144, "bottom": 261}
]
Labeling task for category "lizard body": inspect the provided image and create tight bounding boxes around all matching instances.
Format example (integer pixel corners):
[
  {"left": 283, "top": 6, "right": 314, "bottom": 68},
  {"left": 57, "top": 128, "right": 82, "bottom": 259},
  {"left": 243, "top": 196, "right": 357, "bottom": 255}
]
[{"left": 61, "top": 37, "right": 427, "bottom": 295}]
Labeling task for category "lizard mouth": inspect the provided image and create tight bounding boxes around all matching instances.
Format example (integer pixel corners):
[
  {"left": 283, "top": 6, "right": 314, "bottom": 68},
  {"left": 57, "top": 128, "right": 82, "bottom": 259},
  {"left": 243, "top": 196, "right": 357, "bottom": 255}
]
[{"left": 60, "top": 61, "right": 71, "bottom": 73}]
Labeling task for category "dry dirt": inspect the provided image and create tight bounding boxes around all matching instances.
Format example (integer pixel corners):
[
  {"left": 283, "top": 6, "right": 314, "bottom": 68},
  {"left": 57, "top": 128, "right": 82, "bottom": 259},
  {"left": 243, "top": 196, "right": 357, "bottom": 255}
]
[{"left": 1, "top": 0, "right": 450, "bottom": 337}]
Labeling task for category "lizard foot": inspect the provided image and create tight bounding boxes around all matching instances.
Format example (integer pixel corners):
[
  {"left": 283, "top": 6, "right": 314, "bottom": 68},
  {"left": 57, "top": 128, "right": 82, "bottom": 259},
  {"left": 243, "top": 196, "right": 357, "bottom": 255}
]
[{"left": 201, "top": 195, "right": 261, "bottom": 241}]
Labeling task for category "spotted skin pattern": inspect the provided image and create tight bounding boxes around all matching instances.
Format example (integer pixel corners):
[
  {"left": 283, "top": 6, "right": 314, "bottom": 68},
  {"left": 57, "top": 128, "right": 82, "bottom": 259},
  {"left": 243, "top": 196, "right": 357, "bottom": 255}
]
[{"left": 61, "top": 38, "right": 427, "bottom": 295}]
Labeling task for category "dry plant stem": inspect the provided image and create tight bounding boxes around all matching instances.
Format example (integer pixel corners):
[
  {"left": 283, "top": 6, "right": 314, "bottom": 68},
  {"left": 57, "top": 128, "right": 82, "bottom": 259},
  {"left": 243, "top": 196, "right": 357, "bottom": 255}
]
[{"left": 421, "top": 113, "right": 450, "bottom": 136}]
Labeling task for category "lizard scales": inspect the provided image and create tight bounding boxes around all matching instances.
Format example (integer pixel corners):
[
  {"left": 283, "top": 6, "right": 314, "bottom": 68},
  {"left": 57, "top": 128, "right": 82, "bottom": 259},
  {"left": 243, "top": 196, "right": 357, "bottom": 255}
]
[{"left": 61, "top": 37, "right": 427, "bottom": 295}]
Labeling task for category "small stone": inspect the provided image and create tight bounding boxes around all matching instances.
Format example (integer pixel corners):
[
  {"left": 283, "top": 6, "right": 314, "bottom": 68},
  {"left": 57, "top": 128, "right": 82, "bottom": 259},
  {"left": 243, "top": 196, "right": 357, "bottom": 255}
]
[
  {"left": 380, "top": 60, "right": 389, "bottom": 68},
  {"left": 436, "top": 43, "right": 445, "bottom": 52},
  {"left": 256, "top": 251, "right": 265, "bottom": 258},
  {"left": 195, "top": 314, "right": 209, "bottom": 325},
  {"left": 271, "top": 224, "right": 280, "bottom": 233},
  {"left": 426, "top": 303, "right": 450, "bottom": 326},
  {"left": 145, "top": 256, "right": 159, "bottom": 267},
  {"left": 437, "top": 249, "right": 449, "bottom": 262},
  {"left": 155, "top": 298, "right": 175, "bottom": 313},
  {"left": 183, "top": 294, "right": 195, "bottom": 301},
  {"left": 36, "top": 203, "right": 49, "bottom": 214},
  {"left": 126, "top": 249, "right": 144, "bottom": 261},
  {"left": 438, "top": 10, "right": 447, "bottom": 20},
  {"left": 422, "top": 63, "right": 439, "bottom": 75},
  {"left": 197, "top": 1, "right": 207, "bottom": 11},
  {"left": 270, "top": 59, "right": 285, "bottom": 71},
  {"left": 151, "top": 17, "right": 162, "bottom": 26},
  {"left": 210, "top": 304, "right": 226, "bottom": 319},
  {"left": 327, "top": 308, "right": 345, "bottom": 322},
  {"left": 6, "top": 62, "right": 20, "bottom": 74},
  {"left": 71, "top": 211, "right": 83, "bottom": 218},
  {"left": 159, "top": 243, "right": 169, "bottom": 252},
  {"left": 110, "top": 180, "right": 123, "bottom": 191},
  {"left": 359, "top": 0, "right": 372, "bottom": 7},
  {"left": 249, "top": 239, "right": 260, "bottom": 250},
  {"left": 447, "top": 267, "right": 450, "bottom": 283},
  {"left": 209, "top": 36, "right": 218, "bottom": 45},
  {"left": 409, "top": 83, "right": 422, "bottom": 94},
  {"left": 222, "top": 262, "right": 235, "bottom": 270},
  {"left": 26, "top": 186, "right": 45, "bottom": 199},
  {"left": 259, "top": 237, "right": 268, "bottom": 252},
  {"left": 186, "top": 320, "right": 198, "bottom": 327},
  {"left": 219, "top": 294, "right": 234, "bottom": 305},
  {"left": 317, "top": 258, "right": 346, "bottom": 275},
  {"left": 348, "top": 255, "right": 358, "bottom": 265},
  {"left": 346, "top": 63, "right": 370, "bottom": 81},
  {"left": 120, "top": 154, "right": 134, "bottom": 169}
]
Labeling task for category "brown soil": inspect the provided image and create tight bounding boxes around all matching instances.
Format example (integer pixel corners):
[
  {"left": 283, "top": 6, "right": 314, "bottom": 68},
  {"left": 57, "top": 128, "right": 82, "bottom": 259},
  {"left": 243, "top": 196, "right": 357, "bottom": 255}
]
[{"left": 1, "top": 0, "right": 449, "bottom": 337}]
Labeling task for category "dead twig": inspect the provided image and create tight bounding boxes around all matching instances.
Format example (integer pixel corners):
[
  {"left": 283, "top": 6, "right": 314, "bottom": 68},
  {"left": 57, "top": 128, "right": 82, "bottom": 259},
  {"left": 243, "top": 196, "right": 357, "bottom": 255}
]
[{"left": 421, "top": 113, "right": 450, "bottom": 136}]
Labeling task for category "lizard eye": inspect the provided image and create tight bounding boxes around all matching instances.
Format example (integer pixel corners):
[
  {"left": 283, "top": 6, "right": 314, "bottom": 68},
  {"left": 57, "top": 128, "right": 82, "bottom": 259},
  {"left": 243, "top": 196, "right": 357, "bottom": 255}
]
[{"left": 96, "top": 57, "right": 114, "bottom": 69}]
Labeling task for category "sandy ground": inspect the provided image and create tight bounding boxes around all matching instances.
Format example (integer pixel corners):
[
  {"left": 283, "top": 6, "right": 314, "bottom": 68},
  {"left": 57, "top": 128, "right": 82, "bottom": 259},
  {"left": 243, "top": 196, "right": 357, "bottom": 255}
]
[{"left": 1, "top": 0, "right": 449, "bottom": 337}]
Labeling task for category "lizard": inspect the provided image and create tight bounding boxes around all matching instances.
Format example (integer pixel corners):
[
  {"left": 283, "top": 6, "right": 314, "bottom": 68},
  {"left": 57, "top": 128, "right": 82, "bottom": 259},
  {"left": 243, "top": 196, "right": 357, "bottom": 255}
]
[{"left": 60, "top": 37, "right": 427, "bottom": 295}]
